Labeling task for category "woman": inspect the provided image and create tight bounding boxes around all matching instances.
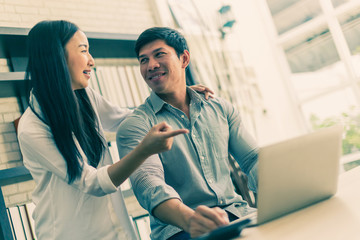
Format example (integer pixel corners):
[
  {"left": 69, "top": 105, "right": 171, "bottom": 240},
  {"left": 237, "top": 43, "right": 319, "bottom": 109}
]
[{"left": 17, "top": 20, "right": 211, "bottom": 239}]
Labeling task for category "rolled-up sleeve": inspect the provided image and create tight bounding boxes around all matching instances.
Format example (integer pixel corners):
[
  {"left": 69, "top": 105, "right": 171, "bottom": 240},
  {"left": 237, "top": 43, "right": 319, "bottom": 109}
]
[
  {"left": 221, "top": 98, "right": 259, "bottom": 192},
  {"left": 116, "top": 114, "right": 181, "bottom": 213},
  {"left": 97, "top": 165, "right": 117, "bottom": 193},
  {"left": 246, "top": 162, "right": 258, "bottom": 193}
]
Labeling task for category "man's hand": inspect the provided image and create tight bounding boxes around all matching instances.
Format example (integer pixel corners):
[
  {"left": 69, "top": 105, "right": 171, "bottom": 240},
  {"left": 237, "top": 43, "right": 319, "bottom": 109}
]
[
  {"left": 187, "top": 205, "right": 229, "bottom": 238},
  {"left": 153, "top": 200, "right": 229, "bottom": 238}
]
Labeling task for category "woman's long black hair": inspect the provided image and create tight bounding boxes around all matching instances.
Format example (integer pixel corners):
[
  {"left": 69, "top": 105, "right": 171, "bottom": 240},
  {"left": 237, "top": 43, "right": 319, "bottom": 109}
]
[{"left": 26, "top": 20, "right": 106, "bottom": 183}]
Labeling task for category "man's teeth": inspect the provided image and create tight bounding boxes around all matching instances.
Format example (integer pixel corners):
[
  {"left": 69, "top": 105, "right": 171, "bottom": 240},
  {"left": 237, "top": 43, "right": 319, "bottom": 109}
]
[{"left": 150, "top": 74, "right": 163, "bottom": 80}]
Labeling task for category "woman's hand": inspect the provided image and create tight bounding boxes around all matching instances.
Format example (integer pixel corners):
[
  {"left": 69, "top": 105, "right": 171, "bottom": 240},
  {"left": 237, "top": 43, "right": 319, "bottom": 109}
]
[
  {"left": 189, "top": 84, "right": 214, "bottom": 100},
  {"left": 139, "top": 122, "right": 189, "bottom": 156},
  {"left": 108, "top": 122, "right": 187, "bottom": 187}
]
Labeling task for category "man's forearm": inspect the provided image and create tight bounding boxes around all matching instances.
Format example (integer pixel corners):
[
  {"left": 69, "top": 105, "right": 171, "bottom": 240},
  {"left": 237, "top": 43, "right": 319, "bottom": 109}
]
[{"left": 152, "top": 198, "right": 195, "bottom": 232}]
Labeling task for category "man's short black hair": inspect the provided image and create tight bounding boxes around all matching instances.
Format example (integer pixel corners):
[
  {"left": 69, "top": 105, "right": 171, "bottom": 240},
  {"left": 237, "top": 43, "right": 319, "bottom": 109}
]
[{"left": 135, "top": 27, "right": 189, "bottom": 58}]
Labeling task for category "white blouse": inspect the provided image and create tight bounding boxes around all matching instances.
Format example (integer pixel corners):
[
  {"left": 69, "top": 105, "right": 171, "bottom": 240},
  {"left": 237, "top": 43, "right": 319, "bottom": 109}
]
[{"left": 17, "top": 88, "right": 133, "bottom": 240}]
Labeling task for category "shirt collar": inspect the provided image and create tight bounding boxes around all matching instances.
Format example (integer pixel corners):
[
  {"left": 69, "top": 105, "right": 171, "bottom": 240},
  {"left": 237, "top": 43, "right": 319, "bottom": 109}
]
[
  {"left": 149, "top": 87, "right": 205, "bottom": 114},
  {"left": 149, "top": 90, "right": 166, "bottom": 114}
]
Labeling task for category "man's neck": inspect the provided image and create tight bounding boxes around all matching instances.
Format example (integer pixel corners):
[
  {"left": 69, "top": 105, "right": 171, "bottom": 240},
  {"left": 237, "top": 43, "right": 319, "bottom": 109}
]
[{"left": 157, "top": 87, "right": 190, "bottom": 118}]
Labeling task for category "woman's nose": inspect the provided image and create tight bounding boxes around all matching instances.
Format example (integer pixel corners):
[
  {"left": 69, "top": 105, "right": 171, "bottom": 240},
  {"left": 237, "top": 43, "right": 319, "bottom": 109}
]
[{"left": 88, "top": 53, "right": 95, "bottom": 67}]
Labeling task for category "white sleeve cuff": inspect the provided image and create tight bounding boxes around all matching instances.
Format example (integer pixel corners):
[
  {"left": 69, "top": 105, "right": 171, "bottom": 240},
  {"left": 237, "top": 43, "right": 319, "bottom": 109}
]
[{"left": 97, "top": 165, "right": 118, "bottom": 194}]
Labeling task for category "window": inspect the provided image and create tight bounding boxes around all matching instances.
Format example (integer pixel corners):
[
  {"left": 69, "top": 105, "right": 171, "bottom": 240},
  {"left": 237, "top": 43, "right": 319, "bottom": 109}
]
[{"left": 266, "top": 0, "right": 360, "bottom": 170}]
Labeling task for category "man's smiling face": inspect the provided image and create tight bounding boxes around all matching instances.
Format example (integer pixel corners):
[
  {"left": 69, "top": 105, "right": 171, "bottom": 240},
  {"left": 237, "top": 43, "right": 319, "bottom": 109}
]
[{"left": 138, "top": 40, "right": 189, "bottom": 94}]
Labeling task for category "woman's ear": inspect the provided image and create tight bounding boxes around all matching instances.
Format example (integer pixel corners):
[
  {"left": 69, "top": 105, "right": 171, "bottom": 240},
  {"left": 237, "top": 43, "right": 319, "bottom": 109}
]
[{"left": 181, "top": 50, "right": 190, "bottom": 68}]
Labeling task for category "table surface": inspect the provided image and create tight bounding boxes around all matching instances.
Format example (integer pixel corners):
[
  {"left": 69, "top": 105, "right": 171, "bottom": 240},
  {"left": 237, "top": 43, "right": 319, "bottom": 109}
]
[{"left": 237, "top": 166, "right": 360, "bottom": 240}]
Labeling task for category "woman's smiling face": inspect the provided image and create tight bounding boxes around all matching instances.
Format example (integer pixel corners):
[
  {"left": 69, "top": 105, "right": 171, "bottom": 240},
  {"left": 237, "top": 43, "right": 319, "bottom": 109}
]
[{"left": 65, "top": 30, "right": 95, "bottom": 90}]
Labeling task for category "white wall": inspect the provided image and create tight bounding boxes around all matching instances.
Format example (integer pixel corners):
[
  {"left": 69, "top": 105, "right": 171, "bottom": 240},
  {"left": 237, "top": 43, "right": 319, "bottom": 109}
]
[
  {"left": 0, "top": 0, "right": 157, "bottom": 33},
  {"left": 0, "top": 97, "right": 36, "bottom": 207},
  {"left": 228, "top": 0, "right": 307, "bottom": 145}
]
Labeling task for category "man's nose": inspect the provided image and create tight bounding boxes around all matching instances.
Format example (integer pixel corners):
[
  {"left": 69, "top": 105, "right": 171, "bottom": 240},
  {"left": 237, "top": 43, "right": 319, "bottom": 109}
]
[{"left": 148, "top": 58, "right": 160, "bottom": 71}]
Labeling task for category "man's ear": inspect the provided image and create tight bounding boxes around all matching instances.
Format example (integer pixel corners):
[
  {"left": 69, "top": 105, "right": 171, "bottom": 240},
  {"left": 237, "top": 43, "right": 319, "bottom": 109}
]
[{"left": 181, "top": 50, "right": 190, "bottom": 68}]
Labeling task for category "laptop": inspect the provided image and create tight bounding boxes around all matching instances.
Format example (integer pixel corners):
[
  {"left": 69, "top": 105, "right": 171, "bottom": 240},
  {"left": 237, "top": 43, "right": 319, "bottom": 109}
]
[
  {"left": 193, "top": 125, "right": 343, "bottom": 239},
  {"left": 248, "top": 124, "right": 343, "bottom": 226}
]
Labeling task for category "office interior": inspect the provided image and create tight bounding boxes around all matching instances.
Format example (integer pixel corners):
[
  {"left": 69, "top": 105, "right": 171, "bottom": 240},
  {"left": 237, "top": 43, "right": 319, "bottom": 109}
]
[{"left": 0, "top": 0, "right": 359, "bottom": 239}]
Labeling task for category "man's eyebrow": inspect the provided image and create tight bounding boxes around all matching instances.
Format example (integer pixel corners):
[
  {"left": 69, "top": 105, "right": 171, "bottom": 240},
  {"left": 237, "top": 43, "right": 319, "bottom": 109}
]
[
  {"left": 138, "top": 54, "right": 147, "bottom": 59},
  {"left": 139, "top": 47, "right": 165, "bottom": 59},
  {"left": 152, "top": 47, "right": 164, "bottom": 53},
  {"left": 78, "top": 44, "right": 88, "bottom": 48}
]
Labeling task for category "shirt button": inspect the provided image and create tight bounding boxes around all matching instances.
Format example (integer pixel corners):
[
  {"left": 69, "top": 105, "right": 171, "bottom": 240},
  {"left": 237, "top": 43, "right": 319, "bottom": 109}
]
[
  {"left": 220, "top": 200, "right": 224, "bottom": 204},
  {"left": 181, "top": 115, "right": 185, "bottom": 118},
  {"left": 200, "top": 156, "right": 204, "bottom": 160},
  {"left": 192, "top": 134, "right": 196, "bottom": 138},
  {"left": 209, "top": 179, "right": 213, "bottom": 184}
]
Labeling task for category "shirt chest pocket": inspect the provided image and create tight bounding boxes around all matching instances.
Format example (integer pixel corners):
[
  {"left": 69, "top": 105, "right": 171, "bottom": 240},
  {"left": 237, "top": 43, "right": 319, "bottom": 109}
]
[{"left": 205, "top": 125, "right": 229, "bottom": 161}]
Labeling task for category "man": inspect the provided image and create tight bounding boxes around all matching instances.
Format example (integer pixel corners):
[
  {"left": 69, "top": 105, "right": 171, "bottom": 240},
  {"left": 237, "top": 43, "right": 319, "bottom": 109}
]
[{"left": 116, "top": 27, "right": 258, "bottom": 240}]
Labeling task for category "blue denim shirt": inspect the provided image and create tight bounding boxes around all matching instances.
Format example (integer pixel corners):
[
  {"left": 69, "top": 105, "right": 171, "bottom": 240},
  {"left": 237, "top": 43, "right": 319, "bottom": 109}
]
[{"left": 117, "top": 87, "right": 258, "bottom": 240}]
